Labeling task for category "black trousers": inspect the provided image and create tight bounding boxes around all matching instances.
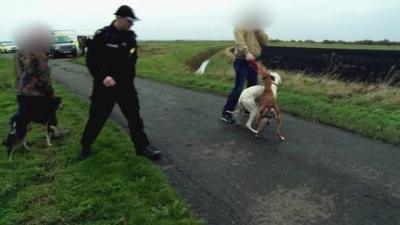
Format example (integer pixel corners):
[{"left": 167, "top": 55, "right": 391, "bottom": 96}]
[{"left": 81, "top": 93, "right": 149, "bottom": 150}]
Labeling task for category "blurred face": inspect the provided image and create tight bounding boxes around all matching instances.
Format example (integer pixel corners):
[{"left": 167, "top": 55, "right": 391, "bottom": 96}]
[
  {"left": 231, "top": 1, "right": 274, "bottom": 30},
  {"left": 237, "top": 13, "right": 265, "bottom": 30},
  {"left": 32, "top": 32, "right": 51, "bottom": 50},
  {"left": 116, "top": 16, "right": 134, "bottom": 30},
  {"left": 18, "top": 24, "right": 51, "bottom": 51}
]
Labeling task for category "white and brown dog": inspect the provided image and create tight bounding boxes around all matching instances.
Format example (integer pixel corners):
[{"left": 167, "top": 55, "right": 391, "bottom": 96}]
[{"left": 231, "top": 62, "right": 284, "bottom": 140}]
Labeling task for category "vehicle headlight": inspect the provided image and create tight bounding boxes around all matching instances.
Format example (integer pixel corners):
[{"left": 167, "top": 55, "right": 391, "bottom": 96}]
[{"left": 54, "top": 46, "right": 61, "bottom": 50}]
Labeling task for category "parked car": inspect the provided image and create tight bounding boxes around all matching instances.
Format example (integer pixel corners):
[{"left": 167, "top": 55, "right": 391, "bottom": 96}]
[
  {"left": 49, "top": 35, "right": 77, "bottom": 58},
  {"left": 0, "top": 42, "right": 18, "bottom": 53}
]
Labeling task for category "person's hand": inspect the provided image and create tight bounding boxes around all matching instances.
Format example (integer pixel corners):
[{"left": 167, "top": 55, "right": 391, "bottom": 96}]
[
  {"left": 245, "top": 52, "right": 255, "bottom": 62},
  {"left": 259, "top": 69, "right": 269, "bottom": 78},
  {"left": 103, "top": 76, "right": 117, "bottom": 87}
]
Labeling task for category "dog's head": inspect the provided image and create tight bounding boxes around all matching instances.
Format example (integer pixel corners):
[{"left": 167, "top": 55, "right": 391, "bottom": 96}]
[{"left": 269, "top": 72, "right": 282, "bottom": 85}]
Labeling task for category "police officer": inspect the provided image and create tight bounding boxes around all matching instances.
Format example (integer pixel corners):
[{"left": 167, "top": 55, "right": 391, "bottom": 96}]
[{"left": 79, "top": 5, "right": 161, "bottom": 160}]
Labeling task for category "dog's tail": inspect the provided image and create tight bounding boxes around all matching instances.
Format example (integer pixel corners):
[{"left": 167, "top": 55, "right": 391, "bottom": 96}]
[
  {"left": 226, "top": 109, "right": 239, "bottom": 114},
  {"left": 226, "top": 102, "right": 245, "bottom": 115}
]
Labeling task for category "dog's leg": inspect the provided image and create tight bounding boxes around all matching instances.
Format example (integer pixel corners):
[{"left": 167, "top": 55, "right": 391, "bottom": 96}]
[
  {"left": 46, "top": 132, "right": 52, "bottom": 147},
  {"left": 255, "top": 118, "right": 267, "bottom": 138},
  {"left": 7, "top": 147, "right": 14, "bottom": 161},
  {"left": 46, "top": 123, "right": 52, "bottom": 147},
  {"left": 4, "top": 131, "right": 20, "bottom": 161},
  {"left": 243, "top": 100, "right": 258, "bottom": 133},
  {"left": 246, "top": 110, "right": 258, "bottom": 134},
  {"left": 256, "top": 109, "right": 270, "bottom": 137},
  {"left": 274, "top": 106, "right": 285, "bottom": 141},
  {"left": 234, "top": 104, "right": 244, "bottom": 126},
  {"left": 22, "top": 136, "right": 30, "bottom": 150},
  {"left": 255, "top": 108, "right": 265, "bottom": 127},
  {"left": 22, "top": 124, "right": 31, "bottom": 150},
  {"left": 255, "top": 108, "right": 266, "bottom": 137}
]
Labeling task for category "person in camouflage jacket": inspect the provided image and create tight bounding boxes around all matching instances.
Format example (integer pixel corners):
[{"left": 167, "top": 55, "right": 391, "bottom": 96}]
[{"left": 3, "top": 25, "right": 68, "bottom": 151}]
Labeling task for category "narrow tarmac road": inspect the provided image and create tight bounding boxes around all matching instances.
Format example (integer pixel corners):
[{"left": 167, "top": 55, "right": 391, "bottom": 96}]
[{"left": 51, "top": 58, "right": 400, "bottom": 225}]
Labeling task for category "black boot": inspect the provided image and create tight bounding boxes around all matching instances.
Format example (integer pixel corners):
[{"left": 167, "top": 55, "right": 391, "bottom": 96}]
[
  {"left": 79, "top": 147, "right": 91, "bottom": 161},
  {"left": 136, "top": 146, "right": 162, "bottom": 160}
]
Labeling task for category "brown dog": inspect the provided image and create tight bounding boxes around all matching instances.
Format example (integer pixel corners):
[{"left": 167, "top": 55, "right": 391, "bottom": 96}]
[{"left": 249, "top": 61, "right": 285, "bottom": 141}]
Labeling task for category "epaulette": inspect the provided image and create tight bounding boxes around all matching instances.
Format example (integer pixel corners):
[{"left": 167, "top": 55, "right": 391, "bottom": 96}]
[
  {"left": 94, "top": 28, "right": 104, "bottom": 35},
  {"left": 94, "top": 26, "right": 109, "bottom": 36}
]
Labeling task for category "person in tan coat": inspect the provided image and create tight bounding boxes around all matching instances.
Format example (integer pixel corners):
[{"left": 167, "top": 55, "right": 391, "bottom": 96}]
[{"left": 221, "top": 27, "right": 269, "bottom": 123}]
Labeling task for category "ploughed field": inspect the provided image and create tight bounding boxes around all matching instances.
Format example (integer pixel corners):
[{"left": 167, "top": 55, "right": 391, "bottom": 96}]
[{"left": 260, "top": 46, "right": 400, "bottom": 85}]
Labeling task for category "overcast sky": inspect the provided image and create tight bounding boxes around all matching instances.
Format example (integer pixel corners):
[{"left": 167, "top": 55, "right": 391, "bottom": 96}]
[{"left": 1, "top": 0, "right": 399, "bottom": 41}]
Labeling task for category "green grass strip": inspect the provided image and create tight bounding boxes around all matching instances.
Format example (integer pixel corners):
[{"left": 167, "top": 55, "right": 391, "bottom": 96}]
[{"left": 0, "top": 57, "right": 203, "bottom": 225}]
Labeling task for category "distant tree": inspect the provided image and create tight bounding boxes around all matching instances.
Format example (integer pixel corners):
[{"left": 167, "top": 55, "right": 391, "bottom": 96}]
[
  {"left": 322, "top": 40, "right": 336, "bottom": 44},
  {"left": 354, "top": 40, "right": 374, "bottom": 45},
  {"left": 304, "top": 39, "right": 316, "bottom": 43},
  {"left": 377, "top": 39, "right": 390, "bottom": 45},
  {"left": 270, "top": 39, "right": 282, "bottom": 43}
]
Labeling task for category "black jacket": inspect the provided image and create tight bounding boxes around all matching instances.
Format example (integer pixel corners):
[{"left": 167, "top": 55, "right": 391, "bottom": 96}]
[{"left": 86, "top": 22, "right": 138, "bottom": 96}]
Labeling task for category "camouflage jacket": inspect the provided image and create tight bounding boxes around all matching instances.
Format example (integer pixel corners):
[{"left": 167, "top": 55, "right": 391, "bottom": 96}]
[{"left": 15, "top": 50, "right": 54, "bottom": 96}]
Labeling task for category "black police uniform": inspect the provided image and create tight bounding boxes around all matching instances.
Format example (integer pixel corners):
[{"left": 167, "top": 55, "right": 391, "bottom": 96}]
[{"left": 81, "top": 22, "right": 149, "bottom": 152}]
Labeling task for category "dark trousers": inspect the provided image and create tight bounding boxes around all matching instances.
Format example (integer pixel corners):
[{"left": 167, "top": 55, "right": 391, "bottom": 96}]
[
  {"left": 80, "top": 47, "right": 86, "bottom": 56},
  {"left": 222, "top": 58, "right": 258, "bottom": 115},
  {"left": 81, "top": 93, "right": 149, "bottom": 150},
  {"left": 9, "top": 102, "right": 27, "bottom": 129}
]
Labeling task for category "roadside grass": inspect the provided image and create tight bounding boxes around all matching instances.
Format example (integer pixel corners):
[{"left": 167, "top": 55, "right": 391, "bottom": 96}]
[
  {"left": 278, "top": 72, "right": 400, "bottom": 143},
  {"left": 0, "top": 57, "right": 203, "bottom": 225},
  {"left": 74, "top": 41, "right": 400, "bottom": 145}
]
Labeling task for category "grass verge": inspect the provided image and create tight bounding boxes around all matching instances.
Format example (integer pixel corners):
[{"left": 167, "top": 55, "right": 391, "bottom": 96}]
[{"left": 0, "top": 56, "right": 203, "bottom": 225}]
